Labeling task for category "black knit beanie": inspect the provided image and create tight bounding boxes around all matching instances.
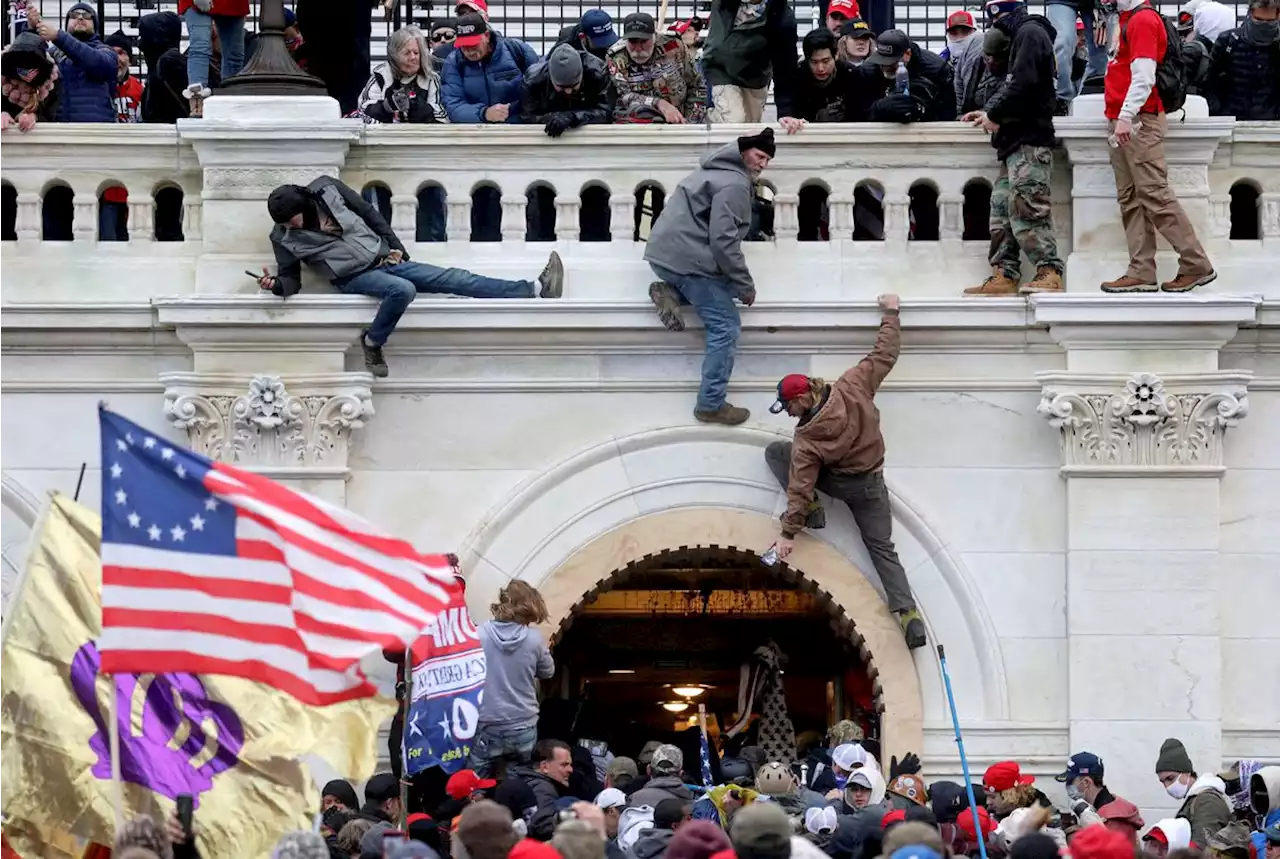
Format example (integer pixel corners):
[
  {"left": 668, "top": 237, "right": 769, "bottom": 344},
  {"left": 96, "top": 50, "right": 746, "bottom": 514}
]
[{"left": 737, "top": 127, "right": 776, "bottom": 158}]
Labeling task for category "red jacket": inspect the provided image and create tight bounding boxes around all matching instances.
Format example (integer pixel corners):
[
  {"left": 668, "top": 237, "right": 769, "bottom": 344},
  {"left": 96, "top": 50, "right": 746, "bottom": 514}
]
[{"left": 177, "top": 0, "right": 250, "bottom": 17}]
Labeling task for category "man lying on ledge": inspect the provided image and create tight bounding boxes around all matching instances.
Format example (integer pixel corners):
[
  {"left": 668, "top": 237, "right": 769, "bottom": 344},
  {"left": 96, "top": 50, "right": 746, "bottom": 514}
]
[{"left": 258, "top": 176, "right": 563, "bottom": 378}]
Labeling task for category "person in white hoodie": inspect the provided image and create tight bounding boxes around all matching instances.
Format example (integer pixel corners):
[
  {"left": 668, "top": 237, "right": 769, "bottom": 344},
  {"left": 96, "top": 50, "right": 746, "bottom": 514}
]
[
  {"left": 1155, "top": 737, "right": 1233, "bottom": 848},
  {"left": 469, "top": 581, "right": 555, "bottom": 777},
  {"left": 1142, "top": 818, "right": 1193, "bottom": 857}
]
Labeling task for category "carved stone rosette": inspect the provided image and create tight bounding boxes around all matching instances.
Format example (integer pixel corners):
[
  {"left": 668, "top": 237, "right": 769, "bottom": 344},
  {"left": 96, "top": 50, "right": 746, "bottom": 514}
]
[
  {"left": 161, "top": 373, "right": 374, "bottom": 471},
  {"left": 1037, "top": 371, "right": 1250, "bottom": 474}
]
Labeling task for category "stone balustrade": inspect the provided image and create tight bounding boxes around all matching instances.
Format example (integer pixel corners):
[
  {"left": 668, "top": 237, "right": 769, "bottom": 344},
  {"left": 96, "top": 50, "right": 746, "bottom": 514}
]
[{"left": 2, "top": 96, "right": 1278, "bottom": 303}]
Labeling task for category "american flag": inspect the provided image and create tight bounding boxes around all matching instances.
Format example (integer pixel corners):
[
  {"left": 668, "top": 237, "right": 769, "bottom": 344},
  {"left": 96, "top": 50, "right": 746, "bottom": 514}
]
[
  {"left": 698, "top": 704, "right": 715, "bottom": 786},
  {"left": 97, "top": 408, "right": 460, "bottom": 706}
]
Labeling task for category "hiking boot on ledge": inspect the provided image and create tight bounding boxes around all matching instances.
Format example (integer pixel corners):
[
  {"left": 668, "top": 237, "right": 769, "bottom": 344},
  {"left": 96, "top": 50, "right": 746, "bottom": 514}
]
[
  {"left": 963, "top": 271, "right": 1019, "bottom": 296},
  {"left": 1100, "top": 274, "right": 1157, "bottom": 293},
  {"left": 1161, "top": 270, "right": 1217, "bottom": 292},
  {"left": 1020, "top": 266, "right": 1064, "bottom": 294},
  {"left": 897, "top": 609, "right": 927, "bottom": 649},
  {"left": 694, "top": 404, "right": 749, "bottom": 425},
  {"left": 805, "top": 501, "right": 827, "bottom": 530}
]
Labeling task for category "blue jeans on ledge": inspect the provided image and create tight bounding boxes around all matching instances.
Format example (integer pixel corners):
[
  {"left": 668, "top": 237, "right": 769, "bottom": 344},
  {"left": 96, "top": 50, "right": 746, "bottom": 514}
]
[
  {"left": 338, "top": 260, "right": 535, "bottom": 346},
  {"left": 650, "top": 262, "right": 742, "bottom": 412},
  {"left": 468, "top": 722, "right": 537, "bottom": 778}
]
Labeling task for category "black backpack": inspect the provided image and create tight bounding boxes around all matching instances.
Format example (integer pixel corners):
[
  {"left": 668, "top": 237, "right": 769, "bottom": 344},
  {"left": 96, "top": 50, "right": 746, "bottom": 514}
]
[{"left": 1122, "top": 5, "right": 1188, "bottom": 113}]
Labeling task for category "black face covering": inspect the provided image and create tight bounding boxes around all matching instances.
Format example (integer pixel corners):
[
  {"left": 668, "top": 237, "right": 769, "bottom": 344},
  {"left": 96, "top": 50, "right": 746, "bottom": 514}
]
[
  {"left": 267, "top": 184, "right": 320, "bottom": 229},
  {"left": 1242, "top": 15, "right": 1279, "bottom": 44}
]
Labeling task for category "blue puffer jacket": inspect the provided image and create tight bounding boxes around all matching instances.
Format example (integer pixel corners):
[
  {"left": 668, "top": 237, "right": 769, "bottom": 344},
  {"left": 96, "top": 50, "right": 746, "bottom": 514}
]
[
  {"left": 440, "top": 34, "right": 539, "bottom": 123},
  {"left": 53, "top": 4, "right": 118, "bottom": 122}
]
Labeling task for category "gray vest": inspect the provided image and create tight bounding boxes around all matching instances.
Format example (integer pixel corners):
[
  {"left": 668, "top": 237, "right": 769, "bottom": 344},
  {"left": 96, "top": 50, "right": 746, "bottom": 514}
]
[{"left": 275, "top": 185, "right": 387, "bottom": 281}]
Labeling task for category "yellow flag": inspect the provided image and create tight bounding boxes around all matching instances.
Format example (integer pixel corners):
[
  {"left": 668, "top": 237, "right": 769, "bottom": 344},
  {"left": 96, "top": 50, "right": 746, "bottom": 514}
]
[{"left": 1, "top": 495, "right": 395, "bottom": 858}]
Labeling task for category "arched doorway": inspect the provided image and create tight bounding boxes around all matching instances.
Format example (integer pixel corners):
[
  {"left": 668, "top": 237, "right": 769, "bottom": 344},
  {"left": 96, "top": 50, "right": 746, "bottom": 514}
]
[{"left": 542, "top": 545, "right": 882, "bottom": 772}]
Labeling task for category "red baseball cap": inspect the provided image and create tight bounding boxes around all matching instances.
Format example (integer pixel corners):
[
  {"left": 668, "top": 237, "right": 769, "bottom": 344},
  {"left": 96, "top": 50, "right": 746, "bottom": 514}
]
[
  {"left": 453, "top": 13, "right": 490, "bottom": 47},
  {"left": 957, "top": 807, "right": 996, "bottom": 840},
  {"left": 828, "top": 0, "right": 860, "bottom": 17},
  {"left": 447, "top": 769, "right": 497, "bottom": 800},
  {"left": 984, "top": 761, "right": 1034, "bottom": 792},
  {"left": 456, "top": 0, "right": 489, "bottom": 17},
  {"left": 770, "top": 374, "right": 810, "bottom": 414},
  {"left": 881, "top": 809, "right": 907, "bottom": 830},
  {"left": 946, "top": 9, "right": 976, "bottom": 29}
]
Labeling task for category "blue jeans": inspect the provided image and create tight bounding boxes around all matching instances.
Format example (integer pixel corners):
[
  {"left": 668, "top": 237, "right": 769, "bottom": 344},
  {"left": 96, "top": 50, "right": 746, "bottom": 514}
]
[
  {"left": 1046, "top": 4, "right": 1108, "bottom": 101},
  {"left": 468, "top": 722, "right": 537, "bottom": 778},
  {"left": 339, "top": 260, "right": 534, "bottom": 346},
  {"left": 650, "top": 263, "right": 742, "bottom": 412},
  {"left": 99, "top": 201, "right": 128, "bottom": 241},
  {"left": 183, "top": 9, "right": 245, "bottom": 87}
]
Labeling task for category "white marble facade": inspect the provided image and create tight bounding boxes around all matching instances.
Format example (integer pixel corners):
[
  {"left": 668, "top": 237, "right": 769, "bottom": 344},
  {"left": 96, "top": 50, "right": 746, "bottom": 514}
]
[{"left": 2, "top": 98, "right": 1278, "bottom": 825}]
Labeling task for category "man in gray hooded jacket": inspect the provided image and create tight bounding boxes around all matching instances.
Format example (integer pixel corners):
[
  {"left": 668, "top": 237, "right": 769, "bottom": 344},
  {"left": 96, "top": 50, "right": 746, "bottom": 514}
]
[{"left": 644, "top": 128, "right": 776, "bottom": 426}]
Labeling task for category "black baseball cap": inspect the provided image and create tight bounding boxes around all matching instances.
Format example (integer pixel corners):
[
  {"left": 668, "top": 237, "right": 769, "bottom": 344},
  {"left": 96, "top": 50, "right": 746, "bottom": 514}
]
[
  {"left": 623, "top": 12, "right": 656, "bottom": 38},
  {"left": 454, "top": 12, "right": 490, "bottom": 47},
  {"left": 840, "top": 16, "right": 876, "bottom": 38},
  {"left": 867, "top": 29, "right": 910, "bottom": 65},
  {"left": 365, "top": 772, "right": 400, "bottom": 803}
]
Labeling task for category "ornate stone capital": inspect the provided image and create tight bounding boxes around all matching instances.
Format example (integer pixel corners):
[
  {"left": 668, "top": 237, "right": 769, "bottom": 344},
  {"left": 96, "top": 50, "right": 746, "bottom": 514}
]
[
  {"left": 1036, "top": 371, "right": 1251, "bottom": 476},
  {"left": 160, "top": 372, "right": 374, "bottom": 476}
]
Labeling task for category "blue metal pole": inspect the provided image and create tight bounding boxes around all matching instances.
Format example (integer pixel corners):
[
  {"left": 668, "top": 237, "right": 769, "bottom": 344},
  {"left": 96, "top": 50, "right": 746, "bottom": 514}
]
[{"left": 938, "top": 644, "right": 989, "bottom": 859}]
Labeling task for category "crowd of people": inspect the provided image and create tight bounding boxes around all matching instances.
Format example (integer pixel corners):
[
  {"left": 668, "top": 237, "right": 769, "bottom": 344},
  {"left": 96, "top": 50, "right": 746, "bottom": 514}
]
[{"left": 92, "top": 567, "right": 1280, "bottom": 859}]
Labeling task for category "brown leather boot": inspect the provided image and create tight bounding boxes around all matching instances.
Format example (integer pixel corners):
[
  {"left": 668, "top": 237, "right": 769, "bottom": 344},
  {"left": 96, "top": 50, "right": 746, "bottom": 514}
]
[
  {"left": 1161, "top": 270, "right": 1217, "bottom": 292},
  {"left": 1100, "top": 274, "right": 1158, "bottom": 293},
  {"left": 1021, "top": 266, "right": 1064, "bottom": 294},
  {"left": 963, "top": 271, "right": 1020, "bottom": 296},
  {"left": 693, "top": 403, "right": 750, "bottom": 425}
]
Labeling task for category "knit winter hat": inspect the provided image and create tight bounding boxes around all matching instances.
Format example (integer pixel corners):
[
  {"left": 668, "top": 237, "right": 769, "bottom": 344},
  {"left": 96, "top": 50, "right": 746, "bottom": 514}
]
[
  {"left": 730, "top": 804, "right": 792, "bottom": 859},
  {"left": 105, "top": 30, "right": 134, "bottom": 58},
  {"left": 983, "top": 27, "right": 1011, "bottom": 56},
  {"left": 273, "top": 831, "right": 330, "bottom": 859},
  {"left": 737, "top": 127, "right": 776, "bottom": 158},
  {"left": 668, "top": 821, "right": 733, "bottom": 859},
  {"left": 65, "top": 2, "right": 98, "bottom": 29},
  {"left": 114, "top": 817, "right": 174, "bottom": 859},
  {"left": 548, "top": 44, "right": 584, "bottom": 88},
  {"left": 323, "top": 778, "right": 361, "bottom": 810},
  {"left": 1155, "top": 738, "right": 1194, "bottom": 773}
]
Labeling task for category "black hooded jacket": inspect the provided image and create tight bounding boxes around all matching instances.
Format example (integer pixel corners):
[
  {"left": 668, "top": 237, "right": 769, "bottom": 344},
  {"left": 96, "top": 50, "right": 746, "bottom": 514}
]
[
  {"left": 982, "top": 7, "right": 1058, "bottom": 160},
  {"left": 865, "top": 43, "right": 955, "bottom": 122},
  {"left": 519, "top": 50, "right": 615, "bottom": 126},
  {"left": 777, "top": 58, "right": 882, "bottom": 122},
  {"left": 138, "top": 12, "right": 188, "bottom": 122}
]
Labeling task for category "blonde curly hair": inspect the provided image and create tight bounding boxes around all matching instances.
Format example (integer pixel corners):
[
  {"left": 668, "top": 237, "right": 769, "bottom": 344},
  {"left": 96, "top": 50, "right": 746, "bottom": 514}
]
[{"left": 490, "top": 580, "right": 549, "bottom": 626}]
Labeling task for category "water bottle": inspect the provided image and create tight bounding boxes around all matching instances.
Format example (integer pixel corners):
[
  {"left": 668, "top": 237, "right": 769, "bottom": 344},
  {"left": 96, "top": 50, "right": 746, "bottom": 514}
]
[
  {"left": 894, "top": 65, "right": 910, "bottom": 96},
  {"left": 760, "top": 544, "right": 780, "bottom": 566}
]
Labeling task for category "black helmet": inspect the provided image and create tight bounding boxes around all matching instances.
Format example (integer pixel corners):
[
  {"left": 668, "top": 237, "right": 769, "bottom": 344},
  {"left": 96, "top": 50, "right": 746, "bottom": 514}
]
[{"left": 719, "top": 757, "right": 753, "bottom": 786}]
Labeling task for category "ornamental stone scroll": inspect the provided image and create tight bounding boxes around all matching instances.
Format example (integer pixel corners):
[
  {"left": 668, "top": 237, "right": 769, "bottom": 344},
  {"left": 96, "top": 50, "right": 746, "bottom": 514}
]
[{"left": 1036, "top": 371, "right": 1251, "bottom": 475}]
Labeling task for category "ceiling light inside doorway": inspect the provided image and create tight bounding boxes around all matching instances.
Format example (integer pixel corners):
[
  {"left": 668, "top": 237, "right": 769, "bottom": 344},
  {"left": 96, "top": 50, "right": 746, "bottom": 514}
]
[
  {"left": 671, "top": 685, "right": 708, "bottom": 698},
  {"left": 608, "top": 669, "right": 636, "bottom": 674},
  {"left": 661, "top": 701, "right": 690, "bottom": 713}
]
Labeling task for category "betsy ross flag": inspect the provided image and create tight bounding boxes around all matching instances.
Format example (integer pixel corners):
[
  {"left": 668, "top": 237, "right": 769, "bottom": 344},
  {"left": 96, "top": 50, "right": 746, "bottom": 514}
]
[
  {"left": 698, "top": 706, "right": 715, "bottom": 787},
  {"left": 98, "top": 407, "right": 460, "bottom": 705}
]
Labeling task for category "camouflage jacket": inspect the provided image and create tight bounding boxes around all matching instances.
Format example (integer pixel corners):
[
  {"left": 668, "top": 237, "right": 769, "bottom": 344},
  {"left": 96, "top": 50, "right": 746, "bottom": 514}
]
[{"left": 606, "top": 34, "right": 708, "bottom": 122}]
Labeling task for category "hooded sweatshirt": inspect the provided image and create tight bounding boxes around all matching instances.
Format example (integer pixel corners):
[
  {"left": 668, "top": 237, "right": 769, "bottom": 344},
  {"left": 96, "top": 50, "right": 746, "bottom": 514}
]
[
  {"left": 1186, "top": 0, "right": 1236, "bottom": 41},
  {"left": 619, "top": 806, "right": 656, "bottom": 850},
  {"left": 1176, "top": 774, "right": 1232, "bottom": 848},
  {"left": 52, "top": 2, "right": 117, "bottom": 122},
  {"left": 1250, "top": 767, "right": 1280, "bottom": 859},
  {"left": 1147, "top": 818, "right": 1192, "bottom": 852},
  {"left": 138, "top": 12, "right": 187, "bottom": 122},
  {"left": 477, "top": 620, "right": 555, "bottom": 730},
  {"left": 644, "top": 143, "right": 756, "bottom": 294},
  {"left": 630, "top": 828, "right": 676, "bottom": 859},
  {"left": 948, "top": 29, "right": 985, "bottom": 114}
]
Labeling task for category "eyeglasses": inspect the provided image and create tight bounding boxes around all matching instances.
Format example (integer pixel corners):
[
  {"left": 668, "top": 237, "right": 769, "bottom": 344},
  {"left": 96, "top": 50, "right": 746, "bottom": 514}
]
[
  {"left": 68, "top": 10, "right": 94, "bottom": 19},
  {"left": 432, "top": 31, "right": 456, "bottom": 42}
]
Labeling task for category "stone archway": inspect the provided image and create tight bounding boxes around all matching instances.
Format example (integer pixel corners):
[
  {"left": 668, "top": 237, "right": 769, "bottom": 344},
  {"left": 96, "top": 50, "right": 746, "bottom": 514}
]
[{"left": 535, "top": 509, "right": 924, "bottom": 758}]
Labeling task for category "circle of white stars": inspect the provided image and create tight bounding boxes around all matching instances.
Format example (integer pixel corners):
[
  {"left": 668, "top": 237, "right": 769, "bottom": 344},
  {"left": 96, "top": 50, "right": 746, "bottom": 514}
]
[{"left": 110, "top": 432, "right": 216, "bottom": 545}]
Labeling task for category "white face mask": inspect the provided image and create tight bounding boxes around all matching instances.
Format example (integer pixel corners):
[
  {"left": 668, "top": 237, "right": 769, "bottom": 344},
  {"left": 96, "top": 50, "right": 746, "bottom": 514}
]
[
  {"left": 1166, "top": 777, "right": 1190, "bottom": 800},
  {"left": 1066, "top": 783, "right": 1084, "bottom": 802}
]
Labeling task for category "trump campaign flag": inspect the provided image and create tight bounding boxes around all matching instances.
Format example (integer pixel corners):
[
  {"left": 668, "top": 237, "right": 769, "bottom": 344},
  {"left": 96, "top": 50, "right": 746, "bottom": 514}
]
[
  {"left": 403, "top": 585, "right": 486, "bottom": 776},
  {"left": 96, "top": 407, "right": 462, "bottom": 704}
]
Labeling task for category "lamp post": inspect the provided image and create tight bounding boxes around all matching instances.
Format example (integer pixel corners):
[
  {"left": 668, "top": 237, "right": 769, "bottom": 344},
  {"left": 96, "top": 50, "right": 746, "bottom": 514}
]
[{"left": 219, "top": 0, "right": 326, "bottom": 95}]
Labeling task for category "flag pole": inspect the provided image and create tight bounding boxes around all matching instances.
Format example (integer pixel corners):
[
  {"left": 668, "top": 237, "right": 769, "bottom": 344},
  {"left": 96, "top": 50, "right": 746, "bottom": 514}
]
[
  {"left": 400, "top": 643, "right": 412, "bottom": 831},
  {"left": 108, "top": 675, "right": 124, "bottom": 836}
]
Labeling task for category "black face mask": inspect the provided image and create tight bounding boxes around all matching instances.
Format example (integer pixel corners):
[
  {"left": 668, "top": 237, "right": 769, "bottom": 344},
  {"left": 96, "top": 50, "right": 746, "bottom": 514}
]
[{"left": 1243, "top": 15, "right": 1279, "bottom": 43}]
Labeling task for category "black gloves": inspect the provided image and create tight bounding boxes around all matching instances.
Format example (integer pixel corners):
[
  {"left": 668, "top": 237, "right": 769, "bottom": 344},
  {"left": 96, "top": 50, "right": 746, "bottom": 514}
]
[
  {"left": 871, "top": 92, "right": 918, "bottom": 123},
  {"left": 889, "top": 752, "right": 922, "bottom": 778},
  {"left": 544, "top": 113, "right": 574, "bottom": 138}
]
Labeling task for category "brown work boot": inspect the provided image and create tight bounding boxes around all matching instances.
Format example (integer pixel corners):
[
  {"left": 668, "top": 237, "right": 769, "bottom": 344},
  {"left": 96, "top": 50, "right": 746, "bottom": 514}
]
[
  {"left": 1100, "top": 274, "right": 1158, "bottom": 293},
  {"left": 1161, "top": 270, "right": 1217, "bottom": 293},
  {"left": 1020, "top": 266, "right": 1064, "bottom": 294},
  {"left": 963, "top": 271, "right": 1019, "bottom": 296},
  {"left": 694, "top": 403, "right": 750, "bottom": 425},
  {"left": 649, "top": 281, "right": 685, "bottom": 331}
]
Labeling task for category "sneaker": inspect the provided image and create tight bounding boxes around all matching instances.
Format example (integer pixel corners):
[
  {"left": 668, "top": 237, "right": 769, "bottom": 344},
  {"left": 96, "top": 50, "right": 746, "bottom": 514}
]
[
  {"left": 897, "top": 609, "right": 927, "bottom": 650},
  {"left": 805, "top": 502, "right": 827, "bottom": 530},
  {"left": 361, "top": 334, "right": 388, "bottom": 378},
  {"left": 693, "top": 403, "right": 749, "bottom": 425},
  {"left": 1161, "top": 270, "right": 1217, "bottom": 292},
  {"left": 963, "top": 271, "right": 1019, "bottom": 296},
  {"left": 1020, "top": 266, "right": 1064, "bottom": 294},
  {"left": 538, "top": 251, "right": 564, "bottom": 298},
  {"left": 1100, "top": 274, "right": 1157, "bottom": 293},
  {"left": 649, "top": 281, "right": 685, "bottom": 331}
]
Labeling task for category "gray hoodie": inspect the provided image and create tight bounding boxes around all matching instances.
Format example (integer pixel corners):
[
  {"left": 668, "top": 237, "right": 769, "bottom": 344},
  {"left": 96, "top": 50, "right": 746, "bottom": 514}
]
[
  {"left": 477, "top": 620, "right": 555, "bottom": 729},
  {"left": 644, "top": 143, "right": 755, "bottom": 295},
  {"left": 628, "top": 828, "right": 675, "bottom": 859}
]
